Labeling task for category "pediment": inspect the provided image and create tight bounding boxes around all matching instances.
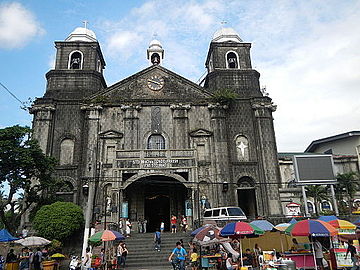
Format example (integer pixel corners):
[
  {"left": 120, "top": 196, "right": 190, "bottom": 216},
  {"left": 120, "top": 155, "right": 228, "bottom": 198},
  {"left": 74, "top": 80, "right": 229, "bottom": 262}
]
[
  {"left": 89, "top": 65, "right": 213, "bottom": 103},
  {"left": 99, "top": 130, "right": 123, "bottom": 139},
  {"left": 189, "top": 128, "right": 213, "bottom": 137}
]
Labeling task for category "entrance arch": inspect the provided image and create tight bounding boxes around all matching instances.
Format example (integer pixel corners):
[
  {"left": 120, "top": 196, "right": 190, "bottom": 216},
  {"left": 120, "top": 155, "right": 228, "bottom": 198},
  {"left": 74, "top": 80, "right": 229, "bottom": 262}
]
[
  {"left": 237, "top": 176, "right": 258, "bottom": 219},
  {"left": 124, "top": 175, "right": 188, "bottom": 232}
]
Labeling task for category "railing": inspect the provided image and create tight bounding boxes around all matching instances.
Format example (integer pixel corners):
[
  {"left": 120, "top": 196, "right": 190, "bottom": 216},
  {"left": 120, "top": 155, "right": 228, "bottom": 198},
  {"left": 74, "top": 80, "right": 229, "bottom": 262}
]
[{"left": 115, "top": 149, "right": 196, "bottom": 170}]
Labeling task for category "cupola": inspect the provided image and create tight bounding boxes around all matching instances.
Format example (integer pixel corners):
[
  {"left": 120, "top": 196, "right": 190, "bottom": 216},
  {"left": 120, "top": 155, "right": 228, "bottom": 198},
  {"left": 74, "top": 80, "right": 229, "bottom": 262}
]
[
  {"left": 65, "top": 27, "right": 97, "bottom": 42},
  {"left": 147, "top": 39, "right": 164, "bottom": 65}
]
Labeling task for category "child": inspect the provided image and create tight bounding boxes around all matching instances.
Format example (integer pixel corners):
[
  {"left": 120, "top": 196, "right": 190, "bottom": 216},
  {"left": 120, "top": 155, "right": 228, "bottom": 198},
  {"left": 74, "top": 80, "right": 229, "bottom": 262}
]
[
  {"left": 190, "top": 248, "right": 199, "bottom": 270},
  {"left": 160, "top": 221, "right": 165, "bottom": 233}
]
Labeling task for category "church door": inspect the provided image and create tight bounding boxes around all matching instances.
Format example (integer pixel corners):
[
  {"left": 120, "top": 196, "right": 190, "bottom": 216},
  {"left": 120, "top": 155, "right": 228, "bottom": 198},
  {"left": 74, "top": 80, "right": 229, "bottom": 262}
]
[
  {"left": 145, "top": 195, "right": 170, "bottom": 232},
  {"left": 237, "top": 188, "right": 257, "bottom": 219}
]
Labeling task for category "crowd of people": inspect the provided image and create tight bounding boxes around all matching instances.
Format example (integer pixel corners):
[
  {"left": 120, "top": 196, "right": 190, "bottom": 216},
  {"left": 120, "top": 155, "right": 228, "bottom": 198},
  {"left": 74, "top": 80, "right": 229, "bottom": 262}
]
[{"left": 0, "top": 247, "right": 48, "bottom": 270}]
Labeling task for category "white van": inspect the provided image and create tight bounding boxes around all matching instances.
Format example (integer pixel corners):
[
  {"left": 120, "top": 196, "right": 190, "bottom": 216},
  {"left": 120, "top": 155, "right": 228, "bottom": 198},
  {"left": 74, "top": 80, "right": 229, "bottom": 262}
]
[{"left": 203, "top": 206, "right": 247, "bottom": 221}]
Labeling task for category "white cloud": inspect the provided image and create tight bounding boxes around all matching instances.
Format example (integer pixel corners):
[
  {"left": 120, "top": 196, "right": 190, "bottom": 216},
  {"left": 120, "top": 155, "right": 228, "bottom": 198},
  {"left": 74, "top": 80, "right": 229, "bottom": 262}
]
[
  {"left": 106, "top": 31, "right": 143, "bottom": 58},
  {"left": 0, "top": 2, "right": 44, "bottom": 49}
]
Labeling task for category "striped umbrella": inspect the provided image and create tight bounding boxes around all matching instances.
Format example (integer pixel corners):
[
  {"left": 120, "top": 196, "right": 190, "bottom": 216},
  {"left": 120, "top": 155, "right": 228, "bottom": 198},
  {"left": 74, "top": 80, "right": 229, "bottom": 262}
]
[
  {"left": 220, "top": 222, "right": 264, "bottom": 267},
  {"left": 193, "top": 225, "right": 229, "bottom": 246},
  {"left": 328, "top": 219, "right": 356, "bottom": 230},
  {"left": 89, "top": 230, "right": 125, "bottom": 242},
  {"left": 250, "top": 220, "right": 275, "bottom": 232},
  {"left": 318, "top": 215, "right": 338, "bottom": 222},
  {"left": 274, "top": 223, "right": 291, "bottom": 232},
  {"left": 285, "top": 219, "right": 337, "bottom": 237}
]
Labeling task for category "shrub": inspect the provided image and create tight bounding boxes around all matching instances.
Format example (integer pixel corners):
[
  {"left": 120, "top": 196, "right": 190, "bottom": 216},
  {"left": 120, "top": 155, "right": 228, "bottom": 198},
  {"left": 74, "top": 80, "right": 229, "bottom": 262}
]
[{"left": 33, "top": 202, "right": 84, "bottom": 242}]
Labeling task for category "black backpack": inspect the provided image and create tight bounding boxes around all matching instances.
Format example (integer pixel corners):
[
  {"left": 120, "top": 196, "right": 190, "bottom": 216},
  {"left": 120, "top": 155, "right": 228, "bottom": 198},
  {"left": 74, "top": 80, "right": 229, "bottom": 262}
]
[{"left": 33, "top": 253, "right": 40, "bottom": 264}]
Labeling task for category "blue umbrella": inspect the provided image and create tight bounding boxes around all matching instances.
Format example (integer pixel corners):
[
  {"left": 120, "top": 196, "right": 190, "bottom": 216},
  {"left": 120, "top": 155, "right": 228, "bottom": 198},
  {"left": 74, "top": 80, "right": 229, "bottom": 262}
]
[
  {"left": 289, "top": 218, "right": 297, "bottom": 224},
  {"left": 318, "top": 215, "right": 338, "bottom": 222},
  {"left": 250, "top": 220, "right": 275, "bottom": 231},
  {"left": 0, "top": 229, "right": 19, "bottom": 242},
  {"left": 191, "top": 226, "right": 207, "bottom": 236}
]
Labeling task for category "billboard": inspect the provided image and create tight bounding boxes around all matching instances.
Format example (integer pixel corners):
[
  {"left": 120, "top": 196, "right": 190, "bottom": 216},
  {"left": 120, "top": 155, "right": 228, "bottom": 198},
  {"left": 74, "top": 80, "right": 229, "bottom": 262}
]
[{"left": 293, "top": 154, "right": 336, "bottom": 184}]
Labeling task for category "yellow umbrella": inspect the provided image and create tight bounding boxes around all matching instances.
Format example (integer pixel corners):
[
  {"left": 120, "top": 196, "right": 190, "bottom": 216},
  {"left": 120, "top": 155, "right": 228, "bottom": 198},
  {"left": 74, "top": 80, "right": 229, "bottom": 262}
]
[{"left": 50, "top": 253, "right": 65, "bottom": 258}]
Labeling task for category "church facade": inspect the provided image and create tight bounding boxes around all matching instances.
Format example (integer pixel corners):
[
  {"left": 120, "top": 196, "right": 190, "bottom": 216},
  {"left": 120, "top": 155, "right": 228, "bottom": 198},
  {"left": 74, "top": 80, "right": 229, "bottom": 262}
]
[{"left": 30, "top": 26, "right": 283, "bottom": 233}]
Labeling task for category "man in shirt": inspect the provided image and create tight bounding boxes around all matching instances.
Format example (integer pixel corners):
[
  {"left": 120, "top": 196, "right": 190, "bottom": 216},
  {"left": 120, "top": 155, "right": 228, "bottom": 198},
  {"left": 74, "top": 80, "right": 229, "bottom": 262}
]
[
  {"left": 243, "top": 249, "right": 254, "bottom": 267},
  {"left": 313, "top": 239, "right": 324, "bottom": 270},
  {"left": 345, "top": 240, "right": 358, "bottom": 270},
  {"left": 168, "top": 242, "right": 187, "bottom": 270},
  {"left": 154, "top": 229, "right": 161, "bottom": 251}
]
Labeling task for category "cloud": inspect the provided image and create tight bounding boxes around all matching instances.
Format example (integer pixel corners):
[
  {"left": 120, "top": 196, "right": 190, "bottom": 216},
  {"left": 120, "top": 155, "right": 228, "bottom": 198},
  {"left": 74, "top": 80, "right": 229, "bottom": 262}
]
[
  {"left": 106, "top": 31, "right": 143, "bottom": 58},
  {"left": 0, "top": 2, "right": 44, "bottom": 49}
]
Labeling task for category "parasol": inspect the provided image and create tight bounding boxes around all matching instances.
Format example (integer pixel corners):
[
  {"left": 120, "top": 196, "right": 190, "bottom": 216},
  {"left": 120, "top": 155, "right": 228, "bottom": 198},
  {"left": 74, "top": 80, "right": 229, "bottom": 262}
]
[
  {"left": 274, "top": 223, "right": 291, "bottom": 232},
  {"left": 220, "top": 222, "right": 264, "bottom": 267},
  {"left": 289, "top": 218, "right": 297, "bottom": 224},
  {"left": 0, "top": 229, "right": 19, "bottom": 242},
  {"left": 285, "top": 219, "right": 337, "bottom": 270},
  {"left": 250, "top": 220, "right": 274, "bottom": 232},
  {"left": 50, "top": 253, "right": 66, "bottom": 258},
  {"left": 89, "top": 230, "right": 125, "bottom": 242},
  {"left": 193, "top": 225, "right": 229, "bottom": 246},
  {"left": 190, "top": 224, "right": 212, "bottom": 236},
  {"left": 15, "top": 236, "right": 51, "bottom": 246},
  {"left": 318, "top": 215, "right": 338, "bottom": 222},
  {"left": 328, "top": 219, "right": 356, "bottom": 230}
]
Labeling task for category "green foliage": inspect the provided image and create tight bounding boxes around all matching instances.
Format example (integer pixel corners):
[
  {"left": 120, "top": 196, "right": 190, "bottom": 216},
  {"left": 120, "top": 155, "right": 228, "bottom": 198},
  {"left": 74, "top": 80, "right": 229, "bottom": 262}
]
[
  {"left": 335, "top": 172, "right": 360, "bottom": 215},
  {"left": 33, "top": 202, "right": 84, "bottom": 242},
  {"left": 48, "top": 239, "right": 63, "bottom": 255},
  {"left": 210, "top": 88, "right": 238, "bottom": 105},
  {"left": 305, "top": 185, "right": 329, "bottom": 215},
  {"left": 0, "top": 125, "right": 57, "bottom": 233}
]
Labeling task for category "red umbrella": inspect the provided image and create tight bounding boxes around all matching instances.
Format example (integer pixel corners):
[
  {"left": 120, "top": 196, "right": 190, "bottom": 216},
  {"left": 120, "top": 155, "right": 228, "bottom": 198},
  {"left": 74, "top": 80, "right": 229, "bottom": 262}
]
[
  {"left": 193, "top": 225, "right": 229, "bottom": 246},
  {"left": 220, "top": 222, "right": 264, "bottom": 267}
]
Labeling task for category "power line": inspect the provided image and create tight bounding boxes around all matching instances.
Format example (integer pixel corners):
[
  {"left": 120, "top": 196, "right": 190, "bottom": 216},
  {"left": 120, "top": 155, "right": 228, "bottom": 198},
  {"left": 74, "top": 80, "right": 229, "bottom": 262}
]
[{"left": 0, "top": 81, "right": 25, "bottom": 106}]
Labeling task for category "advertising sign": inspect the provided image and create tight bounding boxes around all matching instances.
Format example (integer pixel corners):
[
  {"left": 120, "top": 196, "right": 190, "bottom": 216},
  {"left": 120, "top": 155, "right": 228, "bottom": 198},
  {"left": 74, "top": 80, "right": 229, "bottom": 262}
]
[
  {"left": 121, "top": 202, "right": 128, "bottom": 218},
  {"left": 185, "top": 200, "right": 192, "bottom": 217}
]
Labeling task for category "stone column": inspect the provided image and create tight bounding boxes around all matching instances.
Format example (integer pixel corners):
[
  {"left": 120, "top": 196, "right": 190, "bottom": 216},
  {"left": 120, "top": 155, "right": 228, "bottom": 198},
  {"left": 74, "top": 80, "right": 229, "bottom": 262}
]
[
  {"left": 80, "top": 104, "right": 102, "bottom": 256},
  {"left": 170, "top": 104, "right": 191, "bottom": 149},
  {"left": 121, "top": 104, "right": 141, "bottom": 149},
  {"left": 208, "top": 103, "right": 230, "bottom": 207},
  {"left": 29, "top": 104, "right": 56, "bottom": 154},
  {"left": 252, "top": 98, "right": 282, "bottom": 216}
]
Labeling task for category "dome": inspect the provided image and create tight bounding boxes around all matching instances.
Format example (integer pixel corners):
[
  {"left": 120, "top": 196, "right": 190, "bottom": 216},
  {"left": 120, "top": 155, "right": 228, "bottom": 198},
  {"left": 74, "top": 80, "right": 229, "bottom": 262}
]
[
  {"left": 212, "top": 27, "right": 242, "bottom": 43},
  {"left": 65, "top": 27, "right": 97, "bottom": 42},
  {"left": 149, "top": 39, "right": 163, "bottom": 50}
]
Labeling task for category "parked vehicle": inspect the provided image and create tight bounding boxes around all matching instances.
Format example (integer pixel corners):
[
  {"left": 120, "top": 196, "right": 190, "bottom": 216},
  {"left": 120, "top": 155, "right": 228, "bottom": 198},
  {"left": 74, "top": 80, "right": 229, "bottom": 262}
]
[{"left": 203, "top": 207, "right": 247, "bottom": 221}]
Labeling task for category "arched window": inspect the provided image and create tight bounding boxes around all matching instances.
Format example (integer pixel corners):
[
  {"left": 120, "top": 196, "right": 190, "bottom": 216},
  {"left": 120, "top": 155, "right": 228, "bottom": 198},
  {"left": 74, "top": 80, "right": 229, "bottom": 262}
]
[
  {"left": 147, "top": 134, "right": 165, "bottom": 149},
  {"left": 60, "top": 139, "right": 74, "bottom": 165},
  {"left": 151, "top": 53, "right": 160, "bottom": 65},
  {"left": 307, "top": 201, "right": 315, "bottom": 214},
  {"left": 68, "top": 51, "right": 83, "bottom": 69},
  {"left": 56, "top": 181, "right": 74, "bottom": 202},
  {"left": 321, "top": 201, "right": 332, "bottom": 211},
  {"left": 235, "top": 135, "right": 249, "bottom": 161},
  {"left": 226, "top": 51, "right": 238, "bottom": 69}
]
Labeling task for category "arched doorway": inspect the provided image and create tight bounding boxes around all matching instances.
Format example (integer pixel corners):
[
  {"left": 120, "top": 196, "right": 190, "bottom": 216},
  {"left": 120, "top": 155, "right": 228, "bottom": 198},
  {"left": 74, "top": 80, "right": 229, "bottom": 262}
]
[
  {"left": 237, "top": 176, "right": 258, "bottom": 218},
  {"left": 124, "top": 175, "right": 188, "bottom": 232}
]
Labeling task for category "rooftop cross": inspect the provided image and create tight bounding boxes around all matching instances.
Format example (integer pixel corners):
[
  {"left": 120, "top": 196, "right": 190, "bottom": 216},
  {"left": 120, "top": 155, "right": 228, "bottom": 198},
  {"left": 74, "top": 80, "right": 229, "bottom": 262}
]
[
  {"left": 221, "top": 20, "right": 228, "bottom": 26},
  {"left": 152, "top": 32, "right": 158, "bottom": 39},
  {"left": 83, "top": 20, "right": 89, "bottom": 29}
]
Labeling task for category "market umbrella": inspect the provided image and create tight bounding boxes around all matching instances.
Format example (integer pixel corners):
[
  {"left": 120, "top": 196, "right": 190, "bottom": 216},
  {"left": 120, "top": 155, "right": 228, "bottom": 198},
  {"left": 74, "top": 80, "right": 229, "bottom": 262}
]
[
  {"left": 220, "top": 222, "right": 265, "bottom": 267},
  {"left": 193, "top": 225, "right": 229, "bottom": 246},
  {"left": 191, "top": 224, "right": 212, "bottom": 236},
  {"left": 285, "top": 219, "right": 337, "bottom": 270},
  {"left": 274, "top": 223, "right": 291, "bottom": 232},
  {"left": 15, "top": 236, "right": 51, "bottom": 247},
  {"left": 0, "top": 229, "right": 19, "bottom": 242},
  {"left": 328, "top": 220, "right": 356, "bottom": 230},
  {"left": 89, "top": 230, "right": 125, "bottom": 242},
  {"left": 250, "top": 220, "right": 275, "bottom": 232},
  {"left": 50, "top": 253, "right": 66, "bottom": 258},
  {"left": 289, "top": 218, "right": 297, "bottom": 224},
  {"left": 318, "top": 215, "right": 338, "bottom": 222}
]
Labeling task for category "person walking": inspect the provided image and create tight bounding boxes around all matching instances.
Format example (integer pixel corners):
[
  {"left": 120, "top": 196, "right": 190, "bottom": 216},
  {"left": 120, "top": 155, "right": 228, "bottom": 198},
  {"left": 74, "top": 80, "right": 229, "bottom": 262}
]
[
  {"left": 125, "top": 219, "right": 132, "bottom": 237},
  {"left": 181, "top": 216, "right": 188, "bottom": 233},
  {"left": 168, "top": 241, "right": 187, "bottom": 270},
  {"left": 313, "top": 238, "right": 324, "bottom": 270},
  {"left": 19, "top": 248, "right": 30, "bottom": 270},
  {"left": 160, "top": 221, "right": 165, "bottom": 233},
  {"left": 120, "top": 243, "right": 128, "bottom": 269},
  {"left": 190, "top": 248, "right": 199, "bottom": 270},
  {"left": 99, "top": 248, "right": 106, "bottom": 270},
  {"left": 171, "top": 215, "right": 177, "bottom": 233},
  {"left": 142, "top": 219, "right": 147, "bottom": 233},
  {"left": 32, "top": 248, "right": 42, "bottom": 270},
  {"left": 83, "top": 247, "right": 92, "bottom": 270},
  {"left": 346, "top": 240, "right": 358, "bottom": 270},
  {"left": 117, "top": 242, "right": 124, "bottom": 269},
  {"left": 154, "top": 229, "right": 161, "bottom": 251},
  {"left": 6, "top": 249, "right": 17, "bottom": 263}
]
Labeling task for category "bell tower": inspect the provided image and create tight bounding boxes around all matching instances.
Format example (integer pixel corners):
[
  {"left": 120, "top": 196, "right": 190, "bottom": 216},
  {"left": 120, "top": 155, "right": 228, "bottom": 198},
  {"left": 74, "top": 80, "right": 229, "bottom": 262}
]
[
  {"left": 204, "top": 27, "right": 262, "bottom": 98},
  {"left": 147, "top": 39, "right": 164, "bottom": 65},
  {"left": 44, "top": 26, "right": 106, "bottom": 99}
]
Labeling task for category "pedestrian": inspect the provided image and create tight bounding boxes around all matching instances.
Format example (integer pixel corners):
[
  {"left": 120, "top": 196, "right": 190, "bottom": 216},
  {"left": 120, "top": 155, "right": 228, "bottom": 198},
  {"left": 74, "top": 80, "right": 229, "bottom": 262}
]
[
  {"left": 190, "top": 248, "right": 199, "bottom": 270},
  {"left": 226, "top": 253, "right": 237, "bottom": 270},
  {"left": 171, "top": 215, "right": 177, "bottom": 233},
  {"left": 154, "top": 229, "right": 161, "bottom": 251},
  {"left": 125, "top": 219, "right": 132, "bottom": 237},
  {"left": 346, "top": 240, "right": 358, "bottom": 270},
  {"left": 120, "top": 243, "right": 128, "bottom": 269},
  {"left": 242, "top": 249, "right": 254, "bottom": 267},
  {"left": 143, "top": 218, "right": 147, "bottom": 233},
  {"left": 6, "top": 249, "right": 17, "bottom": 263},
  {"left": 83, "top": 247, "right": 92, "bottom": 270},
  {"left": 0, "top": 255, "right": 4, "bottom": 270},
  {"left": 19, "top": 247, "right": 30, "bottom": 270},
  {"left": 117, "top": 242, "right": 124, "bottom": 269},
  {"left": 168, "top": 241, "right": 187, "bottom": 270},
  {"left": 160, "top": 221, "right": 165, "bottom": 233},
  {"left": 181, "top": 216, "right": 188, "bottom": 233},
  {"left": 99, "top": 248, "right": 106, "bottom": 270},
  {"left": 137, "top": 218, "right": 143, "bottom": 233},
  {"left": 32, "top": 248, "right": 42, "bottom": 270},
  {"left": 313, "top": 238, "right": 324, "bottom": 270}
]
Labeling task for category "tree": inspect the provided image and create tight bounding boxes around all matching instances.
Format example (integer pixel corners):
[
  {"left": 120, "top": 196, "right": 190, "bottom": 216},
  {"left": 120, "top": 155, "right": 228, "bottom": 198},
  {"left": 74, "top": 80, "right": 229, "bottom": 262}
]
[
  {"left": 305, "top": 185, "right": 329, "bottom": 215},
  {"left": 0, "top": 125, "right": 57, "bottom": 233},
  {"left": 33, "top": 202, "right": 84, "bottom": 242},
  {"left": 335, "top": 172, "right": 360, "bottom": 215}
]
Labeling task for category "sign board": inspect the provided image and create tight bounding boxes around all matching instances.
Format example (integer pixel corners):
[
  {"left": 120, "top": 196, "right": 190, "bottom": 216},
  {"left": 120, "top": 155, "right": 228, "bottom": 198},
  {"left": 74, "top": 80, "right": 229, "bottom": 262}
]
[
  {"left": 121, "top": 202, "right": 128, "bottom": 218},
  {"left": 293, "top": 155, "right": 336, "bottom": 184},
  {"left": 285, "top": 202, "right": 301, "bottom": 217}
]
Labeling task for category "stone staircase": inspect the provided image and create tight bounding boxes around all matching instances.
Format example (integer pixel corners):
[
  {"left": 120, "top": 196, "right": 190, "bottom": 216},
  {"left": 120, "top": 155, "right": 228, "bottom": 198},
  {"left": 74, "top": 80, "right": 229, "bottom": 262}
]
[{"left": 124, "top": 232, "right": 193, "bottom": 270}]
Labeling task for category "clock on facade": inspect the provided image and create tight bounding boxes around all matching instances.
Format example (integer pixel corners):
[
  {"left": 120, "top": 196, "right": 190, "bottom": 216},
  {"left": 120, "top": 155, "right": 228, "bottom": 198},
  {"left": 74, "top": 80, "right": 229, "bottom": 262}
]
[{"left": 147, "top": 75, "right": 164, "bottom": 91}]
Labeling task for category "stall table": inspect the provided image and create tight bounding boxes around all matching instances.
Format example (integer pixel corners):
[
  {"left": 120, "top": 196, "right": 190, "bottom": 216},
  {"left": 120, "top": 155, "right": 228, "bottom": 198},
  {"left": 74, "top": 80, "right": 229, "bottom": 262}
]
[{"left": 282, "top": 253, "right": 315, "bottom": 269}]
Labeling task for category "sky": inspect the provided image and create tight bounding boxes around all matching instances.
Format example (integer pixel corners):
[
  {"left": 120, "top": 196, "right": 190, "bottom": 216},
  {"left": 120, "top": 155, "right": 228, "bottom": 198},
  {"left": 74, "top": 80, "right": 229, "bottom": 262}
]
[{"left": 0, "top": 0, "right": 359, "bottom": 152}]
